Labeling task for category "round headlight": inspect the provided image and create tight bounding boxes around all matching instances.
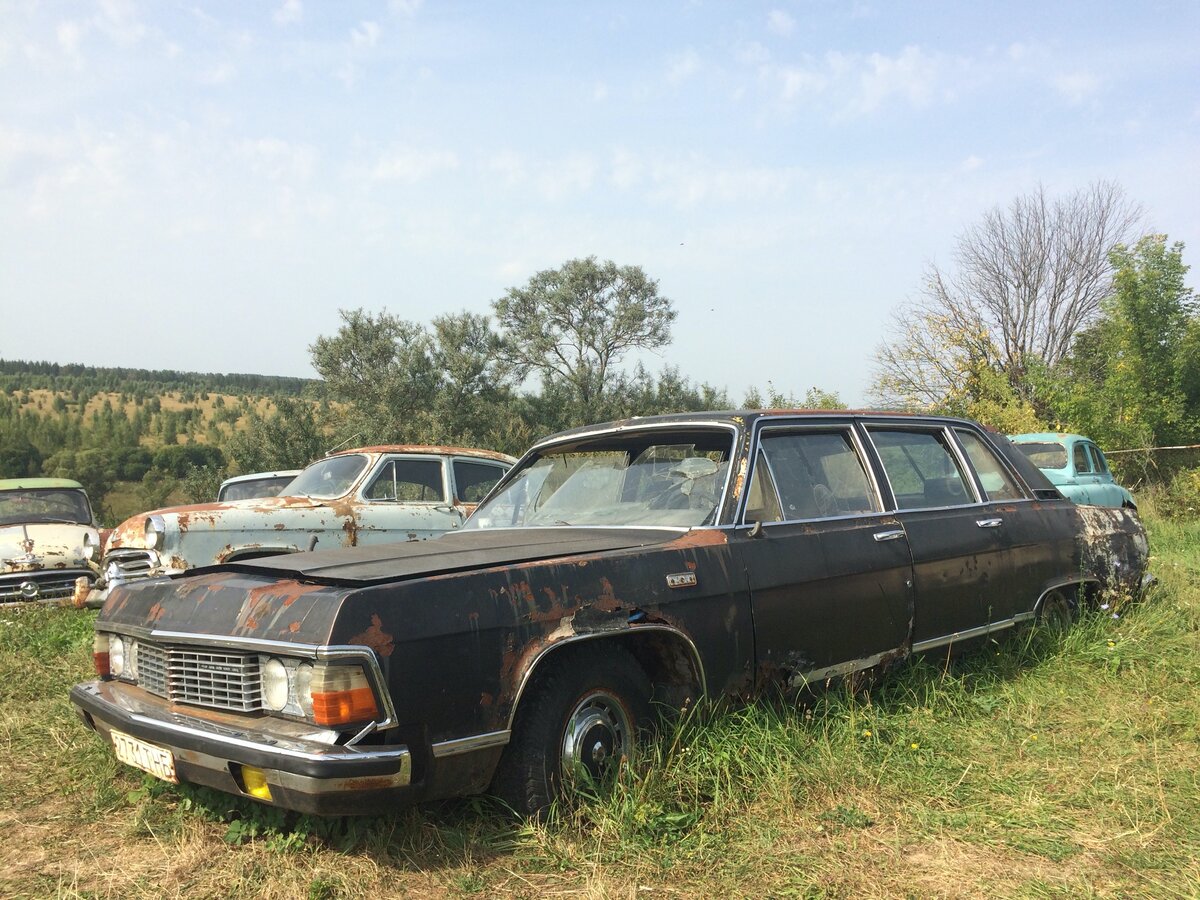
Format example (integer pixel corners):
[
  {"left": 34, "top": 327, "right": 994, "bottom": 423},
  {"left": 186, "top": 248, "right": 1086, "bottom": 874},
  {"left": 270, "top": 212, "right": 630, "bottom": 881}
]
[
  {"left": 144, "top": 516, "right": 165, "bottom": 550},
  {"left": 83, "top": 533, "right": 96, "bottom": 562},
  {"left": 294, "top": 662, "right": 314, "bottom": 717},
  {"left": 125, "top": 638, "right": 139, "bottom": 681},
  {"left": 262, "top": 658, "right": 290, "bottom": 711},
  {"left": 110, "top": 636, "right": 125, "bottom": 677}
]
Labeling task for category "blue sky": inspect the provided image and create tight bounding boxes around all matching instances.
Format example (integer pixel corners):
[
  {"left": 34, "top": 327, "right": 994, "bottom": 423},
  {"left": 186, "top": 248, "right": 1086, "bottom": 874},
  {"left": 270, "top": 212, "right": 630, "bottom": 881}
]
[{"left": 3, "top": 1, "right": 1198, "bottom": 404}]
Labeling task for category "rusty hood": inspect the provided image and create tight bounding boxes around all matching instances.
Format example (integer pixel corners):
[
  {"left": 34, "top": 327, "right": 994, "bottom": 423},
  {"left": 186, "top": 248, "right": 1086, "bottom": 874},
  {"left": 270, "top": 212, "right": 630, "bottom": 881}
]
[
  {"left": 96, "top": 528, "right": 682, "bottom": 644},
  {"left": 1, "top": 522, "right": 96, "bottom": 574},
  {"left": 191, "top": 527, "right": 680, "bottom": 586}
]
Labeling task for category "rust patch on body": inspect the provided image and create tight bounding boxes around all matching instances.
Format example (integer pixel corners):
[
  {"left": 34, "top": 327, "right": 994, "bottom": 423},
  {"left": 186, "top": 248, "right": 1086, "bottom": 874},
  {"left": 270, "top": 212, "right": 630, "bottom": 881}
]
[{"left": 350, "top": 613, "right": 395, "bottom": 657}]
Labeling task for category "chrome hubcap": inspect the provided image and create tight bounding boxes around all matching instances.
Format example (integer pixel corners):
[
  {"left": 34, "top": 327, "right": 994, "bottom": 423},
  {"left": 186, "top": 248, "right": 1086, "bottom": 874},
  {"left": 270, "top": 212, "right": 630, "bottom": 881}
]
[{"left": 561, "top": 691, "right": 631, "bottom": 783}]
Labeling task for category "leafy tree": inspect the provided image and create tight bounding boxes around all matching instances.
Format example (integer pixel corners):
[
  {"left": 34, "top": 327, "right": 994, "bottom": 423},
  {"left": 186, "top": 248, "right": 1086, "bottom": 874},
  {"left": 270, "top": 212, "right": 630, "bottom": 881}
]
[
  {"left": 0, "top": 433, "right": 42, "bottom": 477},
  {"left": 137, "top": 467, "right": 179, "bottom": 511},
  {"left": 223, "top": 397, "right": 328, "bottom": 474},
  {"left": 493, "top": 257, "right": 677, "bottom": 421},
  {"left": 182, "top": 464, "right": 226, "bottom": 503},
  {"left": 1055, "top": 236, "right": 1197, "bottom": 450}
]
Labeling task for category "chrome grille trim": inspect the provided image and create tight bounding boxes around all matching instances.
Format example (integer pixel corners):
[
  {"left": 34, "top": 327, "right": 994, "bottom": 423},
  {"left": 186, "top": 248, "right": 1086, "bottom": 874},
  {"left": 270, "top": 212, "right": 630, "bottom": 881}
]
[
  {"left": 105, "top": 548, "right": 157, "bottom": 581},
  {"left": 132, "top": 639, "right": 262, "bottom": 713},
  {"left": 0, "top": 570, "right": 95, "bottom": 603}
]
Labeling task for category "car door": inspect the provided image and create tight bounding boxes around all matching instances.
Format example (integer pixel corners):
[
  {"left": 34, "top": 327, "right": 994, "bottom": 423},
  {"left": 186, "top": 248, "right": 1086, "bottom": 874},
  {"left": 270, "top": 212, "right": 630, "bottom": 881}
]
[
  {"left": 1085, "top": 443, "right": 1120, "bottom": 507},
  {"left": 352, "top": 455, "right": 465, "bottom": 543},
  {"left": 730, "top": 422, "right": 914, "bottom": 687},
  {"left": 862, "top": 423, "right": 1013, "bottom": 651}
]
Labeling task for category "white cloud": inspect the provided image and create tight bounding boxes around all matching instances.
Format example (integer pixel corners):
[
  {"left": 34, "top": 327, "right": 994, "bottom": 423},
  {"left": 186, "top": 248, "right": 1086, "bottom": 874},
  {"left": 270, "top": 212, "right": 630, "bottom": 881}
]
[
  {"left": 372, "top": 147, "right": 459, "bottom": 182},
  {"left": 1053, "top": 71, "right": 1099, "bottom": 103},
  {"left": 610, "top": 148, "right": 642, "bottom": 190},
  {"left": 593, "top": 81, "right": 609, "bottom": 102},
  {"left": 960, "top": 155, "right": 984, "bottom": 172},
  {"left": 236, "top": 138, "right": 317, "bottom": 181},
  {"left": 777, "top": 64, "right": 827, "bottom": 100},
  {"left": 735, "top": 41, "right": 771, "bottom": 66},
  {"left": 537, "top": 155, "right": 596, "bottom": 200},
  {"left": 56, "top": 20, "right": 85, "bottom": 67},
  {"left": 389, "top": 0, "right": 424, "bottom": 15},
  {"left": 351, "top": 21, "right": 381, "bottom": 48},
  {"left": 274, "top": 0, "right": 303, "bottom": 26},
  {"left": 95, "top": 0, "right": 146, "bottom": 46},
  {"left": 767, "top": 10, "right": 796, "bottom": 37},
  {"left": 199, "top": 62, "right": 236, "bottom": 85},
  {"left": 486, "top": 151, "right": 526, "bottom": 187},
  {"left": 666, "top": 48, "right": 700, "bottom": 85},
  {"left": 854, "top": 45, "right": 939, "bottom": 113}
]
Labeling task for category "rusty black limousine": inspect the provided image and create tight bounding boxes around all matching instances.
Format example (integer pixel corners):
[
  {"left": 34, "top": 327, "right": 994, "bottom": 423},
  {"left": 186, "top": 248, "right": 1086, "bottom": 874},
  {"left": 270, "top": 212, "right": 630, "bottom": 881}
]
[{"left": 71, "top": 411, "right": 1150, "bottom": 815}]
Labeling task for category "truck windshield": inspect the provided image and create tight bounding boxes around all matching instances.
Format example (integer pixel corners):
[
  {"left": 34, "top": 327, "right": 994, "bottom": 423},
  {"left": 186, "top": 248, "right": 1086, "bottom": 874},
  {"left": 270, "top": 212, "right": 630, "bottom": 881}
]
[{"left": 467, "top": 429, "right": 733, "bottom": 529}]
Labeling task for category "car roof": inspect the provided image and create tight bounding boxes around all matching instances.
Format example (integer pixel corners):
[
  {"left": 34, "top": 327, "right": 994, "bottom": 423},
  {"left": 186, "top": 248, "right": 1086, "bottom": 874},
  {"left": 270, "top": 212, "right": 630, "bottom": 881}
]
[
  {"left": 1010, "top": 432, "right": 1090, "bottom": 444},
  {"left": 335, "top": 445, "right": 517, "bottom": 463},
  {"left": 537, "top": 409, "right": 987, "bottom": 446},
  {"left": 0, "top": 477, "right": 87, "bottom": 492}
]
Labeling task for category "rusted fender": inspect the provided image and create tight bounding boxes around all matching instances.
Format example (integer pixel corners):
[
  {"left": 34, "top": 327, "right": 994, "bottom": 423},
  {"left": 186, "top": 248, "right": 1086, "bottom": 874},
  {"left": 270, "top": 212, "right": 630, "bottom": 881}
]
[{"left": 1073, "top": 505, "right": 1151, "bottom": 598}]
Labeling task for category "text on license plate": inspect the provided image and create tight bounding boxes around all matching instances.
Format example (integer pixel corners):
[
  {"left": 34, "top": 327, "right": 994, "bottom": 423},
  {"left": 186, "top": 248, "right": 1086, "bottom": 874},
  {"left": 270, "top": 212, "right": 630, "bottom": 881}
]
[{"left": 111, "top": 729, "right": 178, "bottom": 783}]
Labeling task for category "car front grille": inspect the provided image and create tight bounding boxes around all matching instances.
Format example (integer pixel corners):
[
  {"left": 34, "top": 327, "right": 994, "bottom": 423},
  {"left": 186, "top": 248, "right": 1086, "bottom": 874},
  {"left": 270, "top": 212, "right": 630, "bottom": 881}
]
[
  {"left": 105, "top": 548, "right": 157, "bottom": 582},
  {"left": 0, "top": 570, "right": 95, "bottom": 605},
  {"left": 134, "top": 640, "right": 263, "bottom": 712}
]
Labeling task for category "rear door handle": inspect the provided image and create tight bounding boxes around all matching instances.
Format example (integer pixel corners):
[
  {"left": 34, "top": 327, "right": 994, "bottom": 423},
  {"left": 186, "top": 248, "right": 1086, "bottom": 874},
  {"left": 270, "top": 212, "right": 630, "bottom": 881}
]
[
  {"left": 976, "top": 518, "right": 1003, "bottom": 528},
  {"left": 873, "top": 529, "right": 905, "bottom": 542}
]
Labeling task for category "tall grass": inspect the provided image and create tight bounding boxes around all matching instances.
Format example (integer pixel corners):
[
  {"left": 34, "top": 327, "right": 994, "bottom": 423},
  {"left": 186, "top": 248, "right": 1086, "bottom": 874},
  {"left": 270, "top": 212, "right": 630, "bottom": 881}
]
[{"left": 1, "top": 513, "right": 1197, "bottom": 897}]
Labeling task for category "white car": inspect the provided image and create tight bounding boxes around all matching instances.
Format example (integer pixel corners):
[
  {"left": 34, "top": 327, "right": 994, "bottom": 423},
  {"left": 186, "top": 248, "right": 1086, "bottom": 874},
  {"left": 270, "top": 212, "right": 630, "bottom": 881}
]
[{"left": 1, "top": 478, "right": 101, "bottom": 607}]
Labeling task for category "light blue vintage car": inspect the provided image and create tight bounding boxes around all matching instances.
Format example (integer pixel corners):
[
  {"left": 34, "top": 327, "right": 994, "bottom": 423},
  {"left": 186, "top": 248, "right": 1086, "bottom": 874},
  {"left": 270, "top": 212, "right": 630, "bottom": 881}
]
[
  {"left": 85, "top": 445, "right": 514, "bottom": 607},
  {"left": 1009, "top": 433, "right": 1136, "bottom": 509}
]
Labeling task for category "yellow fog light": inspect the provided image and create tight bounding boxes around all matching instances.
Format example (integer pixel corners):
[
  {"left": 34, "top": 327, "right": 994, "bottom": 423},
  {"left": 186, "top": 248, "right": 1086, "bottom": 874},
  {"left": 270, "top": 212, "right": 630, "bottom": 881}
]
[{"left": 240, "top": 766, "right": 273, "bottom": 801}]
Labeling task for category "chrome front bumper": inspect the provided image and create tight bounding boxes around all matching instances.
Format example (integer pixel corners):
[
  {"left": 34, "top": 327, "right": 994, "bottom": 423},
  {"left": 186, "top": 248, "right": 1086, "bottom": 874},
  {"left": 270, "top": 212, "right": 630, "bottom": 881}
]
[{"left": 71, "top": 680, "right": 412, "bottom": 814}]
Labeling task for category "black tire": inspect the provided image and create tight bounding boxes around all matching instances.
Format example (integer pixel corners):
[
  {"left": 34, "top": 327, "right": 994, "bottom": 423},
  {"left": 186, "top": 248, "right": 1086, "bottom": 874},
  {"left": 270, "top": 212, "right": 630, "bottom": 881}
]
[
  {"left": 492, "top": 643, "right": 652, "bottom": 817},
  {"left": 1038, "top": 589, "right": 1074, "bottom": 633}
]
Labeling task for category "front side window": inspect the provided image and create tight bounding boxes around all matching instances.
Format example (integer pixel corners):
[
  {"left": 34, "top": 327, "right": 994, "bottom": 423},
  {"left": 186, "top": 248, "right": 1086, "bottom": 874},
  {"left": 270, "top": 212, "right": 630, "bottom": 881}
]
[
  {"left": 467, "top": 429, "right": 733, "bottom": 529},
  {"left": 869, "top": 428, "right": 975, "bottom": 510},
  {"left": 0, "top": 489, "right": 92, "bottom": 526},
  {"left": 285, "top": 455, "right": 369, "bottom": 500},
  {"left": 1073, "top": 443, "right": 1093, "bottom": 474},
  {"left": 365, "top": 459, "right": 445, "bottom": 502},
  {"left": 753, "top": 430, "right": 878, "bottom": 521},
  {"left": 955, "top": 429, "right": 1024, "bottom": 501}
]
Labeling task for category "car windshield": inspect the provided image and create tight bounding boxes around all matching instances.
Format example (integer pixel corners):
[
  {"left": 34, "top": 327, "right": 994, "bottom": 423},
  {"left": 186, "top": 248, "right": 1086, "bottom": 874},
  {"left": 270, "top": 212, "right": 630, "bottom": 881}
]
[
  {"left": 282, "top": 455, "right": 368, "bottom": 500},
  {"left": 219, "top": 476, "right": 297, "bottom": 502},
  {"left": 0, "top": 489, "right": 92, "bottom": 526},
  {"left": 466, "top": 429, "right": 733, "bottom": 529},
  {"left": 1016, "top": 442, "right": 1069, "bottom": 469}
]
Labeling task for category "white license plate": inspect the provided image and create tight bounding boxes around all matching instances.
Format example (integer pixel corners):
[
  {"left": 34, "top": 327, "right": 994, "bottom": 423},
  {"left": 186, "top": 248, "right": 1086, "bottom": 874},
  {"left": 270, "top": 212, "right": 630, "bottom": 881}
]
[{"left": 111, "top": 729, "right": 178, "bottom": 783}]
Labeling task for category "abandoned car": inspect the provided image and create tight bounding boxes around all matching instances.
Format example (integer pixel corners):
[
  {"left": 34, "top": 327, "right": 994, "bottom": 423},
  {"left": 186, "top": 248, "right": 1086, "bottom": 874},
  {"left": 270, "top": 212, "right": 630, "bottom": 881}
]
[
  {"left": 1010, "top": 433, "right": 1136, "bottom": 509},
  {"left": 83, "top": 446, "right": 514, "bottom": 608},
  {"left": 72, "top": 412, "right": 1150, "bottom": 815},
  {"left": 216, "top": 470, "right": 303, "bottom": 503},
  {"left": 1, "top": 478, "right": 101, "bottom": 607}
]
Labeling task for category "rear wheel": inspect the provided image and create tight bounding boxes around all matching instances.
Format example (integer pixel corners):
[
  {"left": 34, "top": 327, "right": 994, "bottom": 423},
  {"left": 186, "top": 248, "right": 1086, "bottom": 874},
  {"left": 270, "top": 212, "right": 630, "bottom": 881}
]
[
  {"left": 1038, "top": 589, "right": 1074, "bottom": 633},
  {"left": 492, "top": 643, "right": 651, "bottom": 817}
]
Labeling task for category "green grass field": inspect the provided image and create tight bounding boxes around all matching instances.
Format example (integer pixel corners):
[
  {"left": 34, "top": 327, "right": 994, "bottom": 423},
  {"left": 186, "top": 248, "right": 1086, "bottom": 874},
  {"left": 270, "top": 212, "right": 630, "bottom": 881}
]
[{"left": 2, "top": 510, "right": 1197, "bottom": 898}]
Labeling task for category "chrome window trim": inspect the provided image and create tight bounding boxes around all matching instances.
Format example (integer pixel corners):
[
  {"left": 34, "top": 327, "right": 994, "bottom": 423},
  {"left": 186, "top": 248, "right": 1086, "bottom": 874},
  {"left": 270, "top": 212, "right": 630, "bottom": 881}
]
[
  {"left": 739, "top": 421, "right": 887, "bottom": 526},
  {"left": 431, "top": 729, "right": 513, "bottom": 758},
  {"left": 505, "top": 624, "right": 707, "bottom": 732},
  {"left": 95, "top": 629, "right": 398, "bottom": 729},
  {"left": 861, "top": 423, "right": 989, "bottom": 512}
]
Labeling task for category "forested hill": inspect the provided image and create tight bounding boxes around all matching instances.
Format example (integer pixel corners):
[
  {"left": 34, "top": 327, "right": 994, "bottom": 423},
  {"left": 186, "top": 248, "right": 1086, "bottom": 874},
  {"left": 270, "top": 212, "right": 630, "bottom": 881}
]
[{"left": 0, "top": 360, "right": 312, "bottom": 397}]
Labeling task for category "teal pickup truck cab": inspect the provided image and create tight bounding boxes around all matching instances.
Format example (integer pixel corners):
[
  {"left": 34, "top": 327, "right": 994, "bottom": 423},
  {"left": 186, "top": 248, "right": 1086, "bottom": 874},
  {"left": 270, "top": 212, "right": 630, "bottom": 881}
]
[{"left": 1010, "top": 433, "right": 1136, "bottom": 509}]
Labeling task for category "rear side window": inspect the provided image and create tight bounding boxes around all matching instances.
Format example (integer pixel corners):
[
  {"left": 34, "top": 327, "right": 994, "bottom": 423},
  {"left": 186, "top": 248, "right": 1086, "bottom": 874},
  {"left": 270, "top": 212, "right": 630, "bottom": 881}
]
[
  {"left": 869, "top": 428, "right": 975, "bottom": 510},
  {"left": 757, "top": 430, "right": 878, "bottom": 520},
  {"left": 364, "top": 459, "right": 445, "bottom": 502},
  {"left": 1073, "top": 443, "right": 1093, "bottom": 473},
  {"left": 454, "top": 461, "right": 507, "bottom": 503},
  {"left": 1087, "top": 443, "right": 1109, "bottom": 473},
  {"left": 955, "top": 429, "right": 1024, "bottom": 501}
]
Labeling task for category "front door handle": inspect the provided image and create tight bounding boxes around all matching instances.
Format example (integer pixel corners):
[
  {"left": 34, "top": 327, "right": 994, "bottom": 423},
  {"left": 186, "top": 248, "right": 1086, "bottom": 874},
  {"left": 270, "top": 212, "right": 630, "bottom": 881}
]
[
  {"left": 873, "top": 529, "right": 905, "bottom": 542},
  {"left": 976, "top": 518, "right": 1003, "bottom": 528}
]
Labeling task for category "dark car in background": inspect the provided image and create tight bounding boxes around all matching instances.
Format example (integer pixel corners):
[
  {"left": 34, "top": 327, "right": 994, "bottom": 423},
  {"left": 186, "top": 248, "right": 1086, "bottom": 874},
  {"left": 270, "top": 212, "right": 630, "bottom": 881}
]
[{"left": 72, "top": 412, "right": 1149, "bottom": 816}]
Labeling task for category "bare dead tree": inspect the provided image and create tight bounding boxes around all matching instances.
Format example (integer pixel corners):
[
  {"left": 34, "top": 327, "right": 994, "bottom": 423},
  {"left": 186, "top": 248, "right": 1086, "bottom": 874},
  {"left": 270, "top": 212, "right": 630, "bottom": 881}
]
[{"left": 870, "top": 181, "right": 1142, "bottom": 409}]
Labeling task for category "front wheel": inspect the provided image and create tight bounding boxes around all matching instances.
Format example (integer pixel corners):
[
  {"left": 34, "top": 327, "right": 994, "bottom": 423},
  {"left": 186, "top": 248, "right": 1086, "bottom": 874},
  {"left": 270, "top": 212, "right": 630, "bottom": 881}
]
[
  {"left": 492, "top": 643, "right": 651, "bottom": 817},
  {"left": 1037, "top": 589, "right": 1074, "bottom": 634}
]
